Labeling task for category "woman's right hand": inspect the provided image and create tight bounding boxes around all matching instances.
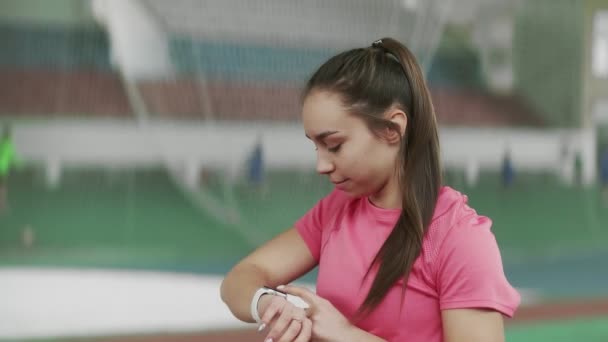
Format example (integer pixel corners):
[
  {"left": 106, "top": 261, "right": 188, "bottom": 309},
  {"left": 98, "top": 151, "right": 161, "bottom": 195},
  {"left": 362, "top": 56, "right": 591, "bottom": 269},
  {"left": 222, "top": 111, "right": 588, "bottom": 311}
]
[{"left": 258, "top": 294, "right": 312, "bottom": 342}]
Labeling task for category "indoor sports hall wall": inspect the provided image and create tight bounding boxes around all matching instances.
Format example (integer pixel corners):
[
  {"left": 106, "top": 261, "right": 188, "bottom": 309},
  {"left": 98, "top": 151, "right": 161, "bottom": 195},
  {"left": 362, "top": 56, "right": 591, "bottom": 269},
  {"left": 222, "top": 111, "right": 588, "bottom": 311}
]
[{"left": 1, "top": 0, "right": 608, "bottom": 341}]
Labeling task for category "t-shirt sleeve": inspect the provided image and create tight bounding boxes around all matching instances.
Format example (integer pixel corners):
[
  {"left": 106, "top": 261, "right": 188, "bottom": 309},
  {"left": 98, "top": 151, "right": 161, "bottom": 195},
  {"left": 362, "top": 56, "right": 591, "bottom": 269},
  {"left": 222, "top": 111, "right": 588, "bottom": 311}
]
[
  {"left": 436, "top": 215, "right": 521, "bottom": 317},
  {"left": 294, "top": 189, "right": 348, "bottom": 262}
]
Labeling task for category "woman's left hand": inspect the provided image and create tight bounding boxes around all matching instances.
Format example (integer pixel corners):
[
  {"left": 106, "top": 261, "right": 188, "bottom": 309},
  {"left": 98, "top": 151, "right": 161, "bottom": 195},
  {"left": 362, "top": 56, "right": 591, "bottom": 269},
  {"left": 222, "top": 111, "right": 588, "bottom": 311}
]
[{"left": 279, "top": 285, "right": 353, "bottom": 342}]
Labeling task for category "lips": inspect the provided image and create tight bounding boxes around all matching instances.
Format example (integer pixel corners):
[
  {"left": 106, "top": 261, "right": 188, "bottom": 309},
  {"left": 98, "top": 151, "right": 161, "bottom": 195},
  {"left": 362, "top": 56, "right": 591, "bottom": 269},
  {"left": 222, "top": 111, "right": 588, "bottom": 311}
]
[{"left": 331, "top": 179, "right": 348, "bottom": 185}]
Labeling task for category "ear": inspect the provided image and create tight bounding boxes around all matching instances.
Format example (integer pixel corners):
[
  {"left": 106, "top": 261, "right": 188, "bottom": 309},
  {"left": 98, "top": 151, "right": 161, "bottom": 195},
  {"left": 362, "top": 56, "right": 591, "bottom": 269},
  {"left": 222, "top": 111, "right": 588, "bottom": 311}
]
[{"left": 384, "top": 109, "right": 407, "bottom": 144}]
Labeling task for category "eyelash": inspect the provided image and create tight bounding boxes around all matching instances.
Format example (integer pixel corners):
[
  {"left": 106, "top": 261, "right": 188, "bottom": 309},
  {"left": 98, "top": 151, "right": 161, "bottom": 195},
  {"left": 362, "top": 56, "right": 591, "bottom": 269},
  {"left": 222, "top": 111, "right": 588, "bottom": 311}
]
[
  {"left": 312, "top": 143, "right": 342, "bottom": 153},
  {"left": 328, "top": 144, "right": 342, "bottom": 153}
]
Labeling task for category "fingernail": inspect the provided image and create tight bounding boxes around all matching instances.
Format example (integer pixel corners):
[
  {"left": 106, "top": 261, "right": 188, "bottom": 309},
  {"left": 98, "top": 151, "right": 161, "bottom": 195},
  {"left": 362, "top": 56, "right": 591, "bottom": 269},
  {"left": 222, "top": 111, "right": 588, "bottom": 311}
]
[
  {"left": 265, "top": 339, "right": 273, "bottom": 342},
  {"left": 257, "top": 323, "right": 266, "bottom": 332},
  {"left": 277, "top": 285, "right": 285, "bottom": 290}
]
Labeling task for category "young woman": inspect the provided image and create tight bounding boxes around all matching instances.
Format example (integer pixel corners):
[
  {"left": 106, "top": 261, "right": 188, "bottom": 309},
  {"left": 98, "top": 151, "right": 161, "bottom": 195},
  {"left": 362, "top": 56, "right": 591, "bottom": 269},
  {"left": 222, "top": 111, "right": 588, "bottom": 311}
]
[{"left": 221, "top": 37, "right": 520, "bottom": 342}]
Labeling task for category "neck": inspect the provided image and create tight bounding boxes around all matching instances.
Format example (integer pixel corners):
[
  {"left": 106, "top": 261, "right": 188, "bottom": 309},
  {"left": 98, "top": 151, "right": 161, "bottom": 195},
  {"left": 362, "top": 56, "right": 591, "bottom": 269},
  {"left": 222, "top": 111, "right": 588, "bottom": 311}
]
[{"left": 368, "top": 173, "right": 402, "bottom": 209}]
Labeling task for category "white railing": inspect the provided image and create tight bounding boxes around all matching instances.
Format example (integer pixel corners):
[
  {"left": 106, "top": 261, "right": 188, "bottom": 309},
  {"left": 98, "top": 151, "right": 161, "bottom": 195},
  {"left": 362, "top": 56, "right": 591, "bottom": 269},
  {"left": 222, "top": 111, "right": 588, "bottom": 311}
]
[{"left": 13, "top": 120, "right": 597, "bottom": 188}]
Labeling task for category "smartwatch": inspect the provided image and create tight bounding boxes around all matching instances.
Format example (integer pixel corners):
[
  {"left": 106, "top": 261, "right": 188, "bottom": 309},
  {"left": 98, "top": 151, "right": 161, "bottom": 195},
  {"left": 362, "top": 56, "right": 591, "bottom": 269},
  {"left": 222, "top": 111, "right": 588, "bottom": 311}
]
[{"left": 250, "top": 286, "right": 310, "bottom": 323}]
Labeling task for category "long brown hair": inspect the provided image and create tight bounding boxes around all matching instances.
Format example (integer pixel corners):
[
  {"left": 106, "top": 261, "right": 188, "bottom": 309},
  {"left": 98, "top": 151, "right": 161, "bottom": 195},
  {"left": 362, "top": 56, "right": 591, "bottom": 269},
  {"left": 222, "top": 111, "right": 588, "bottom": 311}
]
[{"left": 303, "top": 37, "right": 442, "bottom": 315}]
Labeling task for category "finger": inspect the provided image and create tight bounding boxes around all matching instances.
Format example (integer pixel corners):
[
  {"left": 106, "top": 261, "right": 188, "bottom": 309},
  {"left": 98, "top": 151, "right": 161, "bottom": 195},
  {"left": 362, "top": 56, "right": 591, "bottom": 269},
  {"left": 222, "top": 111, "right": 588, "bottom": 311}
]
[
  {"left": 294, "top": 318, "right": 313, "bottom": 342},
  {"left": 265, "top": 306, "right": 296, "bottom": 341},
  {"left": 276, "top": 319, "right": 302, "bottom": 342},
  {"left": 260, "top": 297, "right": 285, "bottom": 325}
]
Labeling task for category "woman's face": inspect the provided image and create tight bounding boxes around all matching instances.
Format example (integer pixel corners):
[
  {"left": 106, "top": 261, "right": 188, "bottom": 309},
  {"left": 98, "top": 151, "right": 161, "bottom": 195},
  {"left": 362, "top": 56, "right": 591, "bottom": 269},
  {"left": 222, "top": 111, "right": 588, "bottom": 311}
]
[{"left": 302, "top": 91, "right": 401, "bottom": 198}]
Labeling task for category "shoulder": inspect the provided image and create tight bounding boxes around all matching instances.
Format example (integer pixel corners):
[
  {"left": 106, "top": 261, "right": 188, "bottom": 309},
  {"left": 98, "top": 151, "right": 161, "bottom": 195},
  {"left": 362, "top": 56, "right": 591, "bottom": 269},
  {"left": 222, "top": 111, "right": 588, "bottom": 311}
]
[
  {"left": 422, "top": 186, "right": 494, "bottom": 264},
  {"left": 420, "top": 189, "right": 520, "bottom": 316}
]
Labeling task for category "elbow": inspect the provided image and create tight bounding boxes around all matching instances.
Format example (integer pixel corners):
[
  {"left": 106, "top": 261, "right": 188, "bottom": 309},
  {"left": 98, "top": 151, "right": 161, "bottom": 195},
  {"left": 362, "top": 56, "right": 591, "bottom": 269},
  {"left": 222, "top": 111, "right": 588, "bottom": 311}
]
[
  {"left": 219, "top": 269, "right": 243, "bottom": 320},
  {"left": 219, "top": 270, "right": 232, "bottom": 305},
  {"left": 220, "top": 262, "right": 245, "bottom": 304}
]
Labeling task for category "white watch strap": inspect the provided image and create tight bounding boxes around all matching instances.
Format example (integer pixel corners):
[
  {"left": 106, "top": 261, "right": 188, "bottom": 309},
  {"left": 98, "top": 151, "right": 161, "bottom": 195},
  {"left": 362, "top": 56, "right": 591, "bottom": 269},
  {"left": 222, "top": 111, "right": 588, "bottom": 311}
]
[
  {"left": 250, "top": 287, "right": 310, "bottom": 323},
  {"left": 250, "top": 287, "right": 286, "bottom": 323},
  {"left": 250, "top": 287, "right": 268, "bottom": 323}
]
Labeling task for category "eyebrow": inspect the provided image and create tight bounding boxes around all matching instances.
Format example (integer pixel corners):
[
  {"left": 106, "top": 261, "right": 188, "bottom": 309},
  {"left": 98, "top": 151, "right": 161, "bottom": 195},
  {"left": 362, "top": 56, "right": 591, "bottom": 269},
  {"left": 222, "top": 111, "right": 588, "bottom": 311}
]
[{"left": 305, "top": 130, "right": 339, "bottom": 141}]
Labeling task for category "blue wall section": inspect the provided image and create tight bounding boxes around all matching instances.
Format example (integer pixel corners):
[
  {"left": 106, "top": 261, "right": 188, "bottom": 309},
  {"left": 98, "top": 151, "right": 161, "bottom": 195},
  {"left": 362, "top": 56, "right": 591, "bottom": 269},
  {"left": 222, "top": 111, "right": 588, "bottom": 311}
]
[
  {"left": 0, "top": 21, "right": 482, "bottom": 87},
  {"left": 0, "top": 23, "right": 112, "bottom": 70},
  {"left": 170, "top": 39, "right": 336, "bottom": 82}
]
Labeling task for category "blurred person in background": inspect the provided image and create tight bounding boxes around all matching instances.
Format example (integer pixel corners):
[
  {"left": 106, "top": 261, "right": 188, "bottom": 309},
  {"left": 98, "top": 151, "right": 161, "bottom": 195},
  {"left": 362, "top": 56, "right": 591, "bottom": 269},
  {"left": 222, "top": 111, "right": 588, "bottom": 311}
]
[
  {"left": 574, "top": 151, "right": 584, "bottom": 187},
  {"left": 247, "top": 134, "right": 267, "bottom": 195},
  {"left": 600, "top": 144, "right": 608, "bottom": 206},
  {"left": 501, "top": 149, "right": 515, "bottom": 188},
  {"left": 221, "top": 37, "right": 519, "bottom": 342},
  {"left": 0, "top": 123, "right": 17, "bottom": 214}
]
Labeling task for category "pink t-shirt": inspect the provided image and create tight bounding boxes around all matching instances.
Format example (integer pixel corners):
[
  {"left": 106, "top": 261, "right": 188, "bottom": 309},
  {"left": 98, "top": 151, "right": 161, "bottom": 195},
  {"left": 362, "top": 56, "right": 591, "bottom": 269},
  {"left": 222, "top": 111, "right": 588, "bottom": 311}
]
[{"left": 295, "top": 186, "right": 520, "bottom": 342}]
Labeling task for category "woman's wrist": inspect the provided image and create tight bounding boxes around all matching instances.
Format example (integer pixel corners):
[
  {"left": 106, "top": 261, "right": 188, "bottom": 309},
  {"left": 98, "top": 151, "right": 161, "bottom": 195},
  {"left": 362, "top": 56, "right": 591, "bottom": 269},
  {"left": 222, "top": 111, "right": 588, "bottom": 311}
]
[{"left": 256, "top": 294, "right": 275, "bottom": 320}]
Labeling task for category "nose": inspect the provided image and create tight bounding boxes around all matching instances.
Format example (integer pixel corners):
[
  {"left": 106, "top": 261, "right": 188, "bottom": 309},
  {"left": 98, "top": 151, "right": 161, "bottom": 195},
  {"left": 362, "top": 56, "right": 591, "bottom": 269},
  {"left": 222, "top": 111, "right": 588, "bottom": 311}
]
[{"left": 316, "top": 151, "right": 335, "bottom": 174}]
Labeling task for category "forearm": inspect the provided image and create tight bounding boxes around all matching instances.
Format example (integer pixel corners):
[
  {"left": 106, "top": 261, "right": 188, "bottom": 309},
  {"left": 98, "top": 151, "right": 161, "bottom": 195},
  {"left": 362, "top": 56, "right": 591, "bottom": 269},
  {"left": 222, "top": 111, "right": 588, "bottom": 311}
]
[
  {"left": 220, "top": 262, "right": 270, "bottom": 322},
  {"left": 342, "top": 325, "right": 387, "bottom": 342}
]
